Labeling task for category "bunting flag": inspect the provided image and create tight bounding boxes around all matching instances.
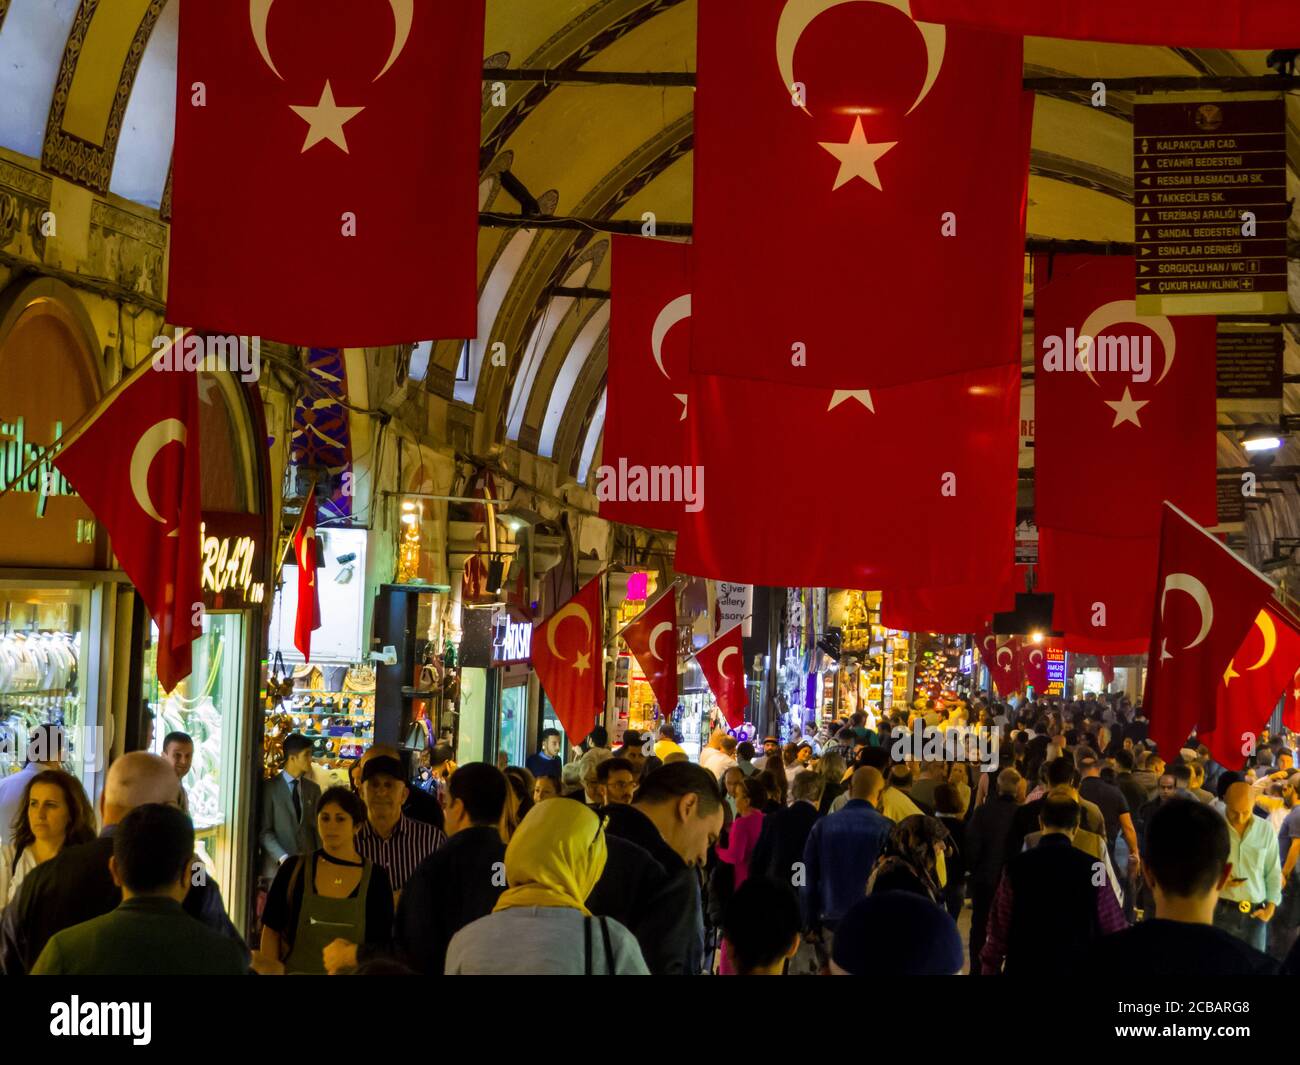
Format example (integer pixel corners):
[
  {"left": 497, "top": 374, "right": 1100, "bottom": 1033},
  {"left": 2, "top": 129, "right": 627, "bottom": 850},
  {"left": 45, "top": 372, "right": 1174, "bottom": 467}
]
[
  {"left": 908, "top": 1, "right": 1300, "bottom": 48},
  {"left": 696, "top": 624, "right": 748, "bottom": 728},
  {"left": 531, "top": 575, "right": 605, "bottom": 745},
  {"left": 620, "top": 588, "right": 679, "bottom": 715},
  {"left": 976, "top": 622, "right": 1022, "bottom": 697},
  {"left": 1144, "top": 503, "right": 1274, "bottom": 761},
  {"left": 53, "top": 353, "right": 202, "bottom": 691},
  {"left": 1200, "top": 603, "right": 1300, "bottom": 768},
  {"left": 169, "top": 0, "right": 483, "bottom": 345},
  {"left": 292, "top": 490, "right": 322, "bottom": 661},
  {"left": 1034, "top": 255, "right": 1216, "bottom": 646},
  {"left": 674, "top": 363, "right": 1019, "bottom": 588},
  {"left": 600, "top": 236, "right": 692, "bottom": 532},
  {"left": 691, "top": 0, "right": 1032, "bottom": 390}
]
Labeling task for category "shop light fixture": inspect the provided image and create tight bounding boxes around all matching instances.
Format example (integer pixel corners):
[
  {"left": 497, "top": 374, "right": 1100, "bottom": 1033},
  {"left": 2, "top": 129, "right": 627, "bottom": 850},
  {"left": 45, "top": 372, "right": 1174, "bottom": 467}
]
[
  {"left": 1030, "top": 630, "right": 1044, "bottom": 644},
  {"left": 1243, "top": 435, "right": 1283, "bottom": 453}
]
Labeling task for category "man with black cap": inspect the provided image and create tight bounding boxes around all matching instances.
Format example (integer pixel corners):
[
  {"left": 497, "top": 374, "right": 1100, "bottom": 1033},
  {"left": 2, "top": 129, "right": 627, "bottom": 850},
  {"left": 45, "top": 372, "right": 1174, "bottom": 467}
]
[{"left": 356, "top": 755, "right": 445, "bottom": 898}]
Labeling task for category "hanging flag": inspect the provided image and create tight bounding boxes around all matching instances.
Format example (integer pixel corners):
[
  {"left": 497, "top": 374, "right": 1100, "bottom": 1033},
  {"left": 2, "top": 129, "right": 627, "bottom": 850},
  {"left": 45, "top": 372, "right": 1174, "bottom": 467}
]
[
  {"left": 976, "top": 623, "right": 1022, "bottom": 697},
  {"left": 674, "top": 363, "right": 1019, "bottom": 588},
  {"left": 1144, "top": 502, "right": 1274, "bottom": 761},
  {"left": 600, "top": 237, "right": 693, "bottom": 532},
  {"left": 697, "top": 625, "right": 748, "bottom": 728},
  {"left": 620, "top": 588, "right": 679, "bottom": 715},
  {"left": 1019, "top": 638, "right": 1062, "bottom": 692},
  {"left": 169, "top": 0, "right": 483, "bottom": 345},
  {"left": 1035, "top": 255, "right": 1216, "bottom": 536},
  {"left": 53, "top": 352, "right": 202, "bottom": 691},
  {"left": 909, "top": 1, "right": 1300, "bottom": 48},
  {"left": 1034, "top": 255, "right": 1216, "bottom": 646},
  {"left": 292, "top": 490, "right": 322, "bottom": 661},
  {"left": 1283, "top": 666, "right": 1300, "bottom": 733},
  {"left": 691, "top": 0, "right": 1032, "bottom": 390},
  {"left": 881, "top": 564, "right": 1022, "bottom": 635},
  {"left": 1099, "top": 656, "right": 1115, "bottom": 685},
  {"left": 1200, "top": 603, "right": 1300, "bottom": 768},
  {"left": 531, "top": 575, "right": 605, "bottom": 745}
]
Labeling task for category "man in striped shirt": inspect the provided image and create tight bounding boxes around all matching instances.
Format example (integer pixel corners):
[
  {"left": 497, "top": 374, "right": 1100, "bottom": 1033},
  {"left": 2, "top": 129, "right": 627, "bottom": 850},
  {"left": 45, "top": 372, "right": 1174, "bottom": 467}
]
[{"left": 356, "top": 756, "right": 445, "bottom": 899}]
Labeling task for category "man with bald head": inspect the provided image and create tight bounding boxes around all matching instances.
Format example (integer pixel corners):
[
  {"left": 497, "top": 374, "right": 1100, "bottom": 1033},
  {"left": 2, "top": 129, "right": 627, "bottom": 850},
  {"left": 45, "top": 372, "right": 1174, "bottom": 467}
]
[
  {"left": 0, "top": 752, "right": 244, "bottom": 974},
  {"left": 800, "top": 766, "right": 891, "bottom": 971},
  {"left": 1213, "top": 781, "right": 1282, "bottom": 952}
]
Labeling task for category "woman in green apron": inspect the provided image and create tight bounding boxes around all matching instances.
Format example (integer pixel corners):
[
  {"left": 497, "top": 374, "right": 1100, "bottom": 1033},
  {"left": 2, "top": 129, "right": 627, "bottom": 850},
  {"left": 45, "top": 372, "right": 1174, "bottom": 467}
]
[{"left": 255, "top": 786, "right": 394, "bottom": 975}]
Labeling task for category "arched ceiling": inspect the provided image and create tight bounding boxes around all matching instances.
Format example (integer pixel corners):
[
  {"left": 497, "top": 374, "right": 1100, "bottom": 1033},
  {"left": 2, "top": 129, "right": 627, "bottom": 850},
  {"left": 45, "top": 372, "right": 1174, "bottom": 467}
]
[{"left": 1, "top": 0, "right": 1299, "bottom": 566}]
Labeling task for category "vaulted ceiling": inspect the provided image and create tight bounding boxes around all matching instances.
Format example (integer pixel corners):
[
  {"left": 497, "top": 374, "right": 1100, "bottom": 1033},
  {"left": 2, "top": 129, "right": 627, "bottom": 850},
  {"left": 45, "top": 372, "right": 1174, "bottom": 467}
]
[{"left": 1, "top": 0, "right": 1299, "bottom": 571}]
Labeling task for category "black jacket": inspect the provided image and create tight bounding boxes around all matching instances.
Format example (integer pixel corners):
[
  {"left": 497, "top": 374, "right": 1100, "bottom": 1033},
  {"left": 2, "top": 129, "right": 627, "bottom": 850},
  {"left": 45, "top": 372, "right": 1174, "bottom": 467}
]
[
  {"left": 0, "top": 832, "right": 245, "bottom": 975},
  {"left": 750, "top": 800, "right": 820, "bottom": 886},
  {"left": 965, "top": 794, "right": 1021, "bottom": 892},
  {"left": 599, "top": 803, "right": 705, "bottom": 974},
  {"left": 394, "top": 825, "right": 506, "bottom": 975},
  {"left": 1001, "top": 834, "right": 1104, "bottom": 975}
]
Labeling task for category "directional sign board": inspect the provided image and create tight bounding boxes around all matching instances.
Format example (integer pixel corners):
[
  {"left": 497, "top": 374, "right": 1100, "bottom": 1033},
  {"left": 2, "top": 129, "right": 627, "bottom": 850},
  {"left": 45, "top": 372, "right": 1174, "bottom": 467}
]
[{"left": 1134, "top": 94, "right": 1288, "bottom": 316}]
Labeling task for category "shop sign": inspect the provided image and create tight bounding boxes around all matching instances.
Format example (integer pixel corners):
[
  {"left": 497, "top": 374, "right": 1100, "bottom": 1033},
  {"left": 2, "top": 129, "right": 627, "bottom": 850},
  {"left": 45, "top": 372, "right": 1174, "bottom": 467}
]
[
  {"left": 959, "top": 648, "right": 973, "bottom": 675},
  {"left": 493, "top": 615, "right": 532, "bottom": 663},
  {"left": 1216, "top": 326, "right": 1282, "bottom": 411},
  {"left": 200, "top": 511, "right": 266, "bottom": 608},
  {"left": 713, "top": 582, "right": 752, "bottom": 637},
  {"left": 0, "top": 417, "right": 77, "bottom": 516},
  {"left": 1045, "top": 647, "right": 1066, "bottom": 696}
]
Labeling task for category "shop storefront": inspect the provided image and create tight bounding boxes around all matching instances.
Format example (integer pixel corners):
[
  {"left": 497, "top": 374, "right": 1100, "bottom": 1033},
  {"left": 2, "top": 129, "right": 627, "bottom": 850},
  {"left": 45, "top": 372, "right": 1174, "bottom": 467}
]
[
  {"left": 142, "top": 368, "right": 272, "bottom": 935},
  {"left": 0, "top": 280, "right": 118, "bottom": 801},
  {"left": 824, "top": 590, "right": 913, "bottom": 722}
]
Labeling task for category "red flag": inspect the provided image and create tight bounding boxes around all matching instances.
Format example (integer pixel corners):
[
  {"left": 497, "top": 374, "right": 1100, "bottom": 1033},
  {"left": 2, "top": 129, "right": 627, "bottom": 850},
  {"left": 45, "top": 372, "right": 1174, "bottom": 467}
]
[
  {"left": 1200, "top": 603, "right": 1300, "bottom": 768},
  {"left": 292, "top": 491, "right": 322, "bottom": 661},
  {"left": 909, "top": 1, "right": 1300, "bottom": 47},
  {"left": 1034, "top": 256, "right": 1216, "bottom": 537},
  {"left": 531, "top": 576, "right": 605, "bottom": 745},
  {"left": 620, "top": 589, "right": 679, "bottom": 716},
  {"left": 53, "top": 355, "right": 201, "bottom": 691},
  {"left": 881, "top": 564, "right": 1021, "bottom": 635},
  {"left": 1144, "top": 503, "right": 1274, "bottom": 761},
  {"left": 600, "top": 237, "right": 693, "bottom": 532},
  {"left": 697, "top": 625, "right": 748, "bottom": 728},
  {"left": 169, "top": 0, "right": 483, "bottom": 345},
  {"left": 674, "top": 363, "right": 1019, "bottom": 588},
  {"left": 692, "top": 0, "right": 1032, "bottom": 389},
  {"left": 976, "top": 623, "right": 1022, "bottom": 697},
  {"left": 1283, "top": 667, "right": 1300, "bottom": 734},
  {"left": 1019, "top": 638, "right": 1062, "bottom": 692},
  {"left": 1099, "top": 657, "right": 1115, "bottom": 685},
  {"left": 1039, "top": 529, "right": 1159, "bottom": 652}
]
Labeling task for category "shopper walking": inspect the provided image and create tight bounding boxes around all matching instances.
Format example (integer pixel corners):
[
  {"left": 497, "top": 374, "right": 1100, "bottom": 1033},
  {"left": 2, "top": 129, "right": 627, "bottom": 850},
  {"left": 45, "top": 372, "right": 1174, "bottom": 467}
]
[
  {"left": 355, "top": 755, "right": 445, "bottom": 897},
  {"left": 257, "top": 786, "right": 394, "bottom": 975},
  {"left": 0, "top": 768, "right": 95, "bottom": 905}
]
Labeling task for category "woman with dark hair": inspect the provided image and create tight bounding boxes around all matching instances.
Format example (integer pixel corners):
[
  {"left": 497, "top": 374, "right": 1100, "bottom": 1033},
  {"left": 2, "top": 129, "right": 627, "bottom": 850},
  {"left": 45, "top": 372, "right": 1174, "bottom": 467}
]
[
  {"left": 500, "top": 766, "right": 535, "bottom": 842},
  {"left": 866, "top": 814, "right": 954, "bottom": 905},
  {"left": 256, "top": 785, "right": 394, "bottom": 975},
  {"left": 756, "top": 767, "right": 786, "bottom": 812},
  {"left": 0, "top": 768, "right": 96, "bottom": 903}
]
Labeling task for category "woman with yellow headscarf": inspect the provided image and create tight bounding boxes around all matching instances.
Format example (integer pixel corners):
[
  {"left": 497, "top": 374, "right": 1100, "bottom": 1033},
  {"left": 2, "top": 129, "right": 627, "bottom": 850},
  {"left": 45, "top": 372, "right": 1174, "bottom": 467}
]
[{"left": 444, "top": 798, "right": 649, "bottom": 974}]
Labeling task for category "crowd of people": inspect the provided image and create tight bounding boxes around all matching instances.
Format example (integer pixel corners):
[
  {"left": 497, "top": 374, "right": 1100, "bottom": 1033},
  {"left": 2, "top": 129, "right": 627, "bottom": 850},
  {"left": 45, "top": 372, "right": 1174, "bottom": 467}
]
[{"left": 1, "top": 692, "right": 1299, "bottom": 976}]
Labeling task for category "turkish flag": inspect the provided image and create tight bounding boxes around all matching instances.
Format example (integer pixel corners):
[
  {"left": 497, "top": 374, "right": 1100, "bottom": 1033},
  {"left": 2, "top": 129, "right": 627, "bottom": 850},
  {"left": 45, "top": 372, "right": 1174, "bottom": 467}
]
[
  {"left": 881, "top": 564, "right": 1021, "bottom": 635},
  {"left": 600, "top": 237, "right": 692, "bottom": 532},
  {"left": 909, "top": 1, "right": 1300, "bottom": 47},
  {"left": 531, "top": 576, "right": 605, "bottom": 745},
  {"left": 53, "top": 354, "right": 202, "bottom": 691},
  {"left": 692, "top": 0, "right": 1032, "bottom": 390},
  {"left": 1200, "top": 603, "right": 1300, "bottom": 768},
  {"left": 1283, "top": 667, "right": 1300, "bottom": 733},
  {"left": 1034, "top": 256, "right": 1216, "bottom": 537},
  {"left": 1099, "top": 657, "right": 1115, "bottom": 685},
  {"left": 697, "top": 625, "right": 748, "bottom": 728},
  {"left": 674, "top": 363, "right": 1019, "bottom": 588},
  {"left": 292, "top": 491, "right": 322, "bottom": 661},
  {"left": 1019, "top": 638, "right": 1062, "bottom": 692},
  {"left": 620, "top": 589, "right": 679, "bottom": 715},
  {"left": 169, "top": 0, "right": 483, "bottom": 345},
  {"left": 976, "top": 623, "right": 1021, "bottom": 697},
  {"left": 1144, "top": 503, "right": 1274, "bottom": 761}
]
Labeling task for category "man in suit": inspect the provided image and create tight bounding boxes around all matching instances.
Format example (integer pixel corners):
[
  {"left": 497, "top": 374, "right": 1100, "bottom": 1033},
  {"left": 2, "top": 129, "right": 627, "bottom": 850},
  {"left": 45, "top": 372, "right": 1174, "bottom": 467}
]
[
  {"left": 0, "top": 752, "right": 244, "bottom": 975},
  {"left": 31, "top": 803, "right": 247, "bottom": 975},
  {"left": 259, "top": 733, "right": 321, "bottom": 879}
]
